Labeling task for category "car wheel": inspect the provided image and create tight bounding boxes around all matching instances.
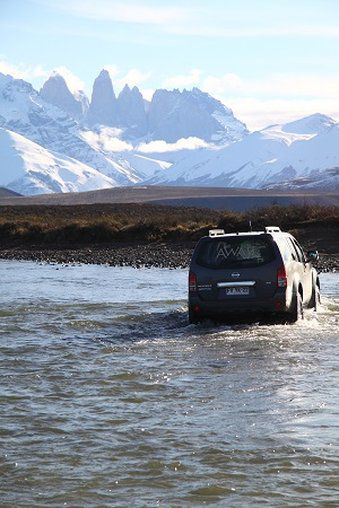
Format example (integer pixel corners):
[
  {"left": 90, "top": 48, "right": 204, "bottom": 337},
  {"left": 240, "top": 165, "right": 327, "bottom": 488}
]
[
  {"left": 310, "top": 284, "right": 321, "bottom": 311},
  {"left": 188, "top": 308, "right": 200, "bottom": 324},
  {"left": 287, "top": 291, "right": 304, "bottom": 323}
]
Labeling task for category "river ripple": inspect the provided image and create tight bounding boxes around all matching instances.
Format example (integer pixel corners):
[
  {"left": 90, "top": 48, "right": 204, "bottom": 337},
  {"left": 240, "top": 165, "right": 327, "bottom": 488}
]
[{"left": 0, "top": 261, "right": 338, "bottom": 507}]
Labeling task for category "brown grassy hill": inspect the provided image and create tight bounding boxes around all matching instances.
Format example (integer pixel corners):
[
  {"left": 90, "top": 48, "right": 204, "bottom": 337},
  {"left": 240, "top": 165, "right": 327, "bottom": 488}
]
[{"left": 0, "top": 202, "right": 338, "bottom": 253}]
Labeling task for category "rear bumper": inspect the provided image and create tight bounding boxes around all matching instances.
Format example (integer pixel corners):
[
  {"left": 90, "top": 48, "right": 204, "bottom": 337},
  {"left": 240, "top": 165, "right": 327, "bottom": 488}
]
[{"left": 189, "top": 293, "right": 288, "bottom": 318}]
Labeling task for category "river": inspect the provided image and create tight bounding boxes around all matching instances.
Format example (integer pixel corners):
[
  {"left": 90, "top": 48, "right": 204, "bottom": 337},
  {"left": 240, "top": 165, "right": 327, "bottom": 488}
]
[{"left": 0, "top": 260, "right": 338, "bottom": 506}]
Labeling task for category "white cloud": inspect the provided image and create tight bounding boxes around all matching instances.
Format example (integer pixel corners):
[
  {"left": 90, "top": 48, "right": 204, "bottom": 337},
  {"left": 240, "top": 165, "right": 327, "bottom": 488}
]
[
  {"left": 257, "top": 74, "right": 339, "bottom": 98},
  {"left": 0, "top": 59, "right": 48, "bottom": 81},
  {"left": 0, "top": 59, "right": 86, "bottom": 94},
  {"left": 141, "top": 88, "right": 155, "bottom": 101},
  {"left": 202, "top": 74, "right": 242, "bottom": 94},
  {"left": 158, "top": 70, "right": 339, "bottom": 129},
  {"left": 160, "top": 71, "right": 339, "bottom": 112},
  {"left": 198, "top": 72, "right": 339, "bottom": 129},
  {"left": 162, "top": 69, "right": 201, "bottom": 89},
  {"left": 51, "top": 66, "right": 85, "bottom": 93},
  {"left": 201, "top": 72, "right": 339, "bottom": 99},
  {"left": 227, "top": 97, "right": 339, "bottom": 131},
  {"left": 1, "top": 58, "right": 152, "bottom": 97},
  {"left": 115, "top": 69, "right": 152, "bottom": 91},
  {"left": 165, "top": 24, "right": 339, "bottom": 39},
  {"left": 42, "top": 0, "right": 187, "bottom": 25},
  {"left": 137, "top": 137, "right": 209, "bottom": 153},
  {"left": 32, "top": 0, "right": 339, "bottom": 38},
  {"left": 81, "top": 128, "right": 133, "bottom": 152},
  {"left": 103, "top": 65, "right": 119, "bottom": 81}
]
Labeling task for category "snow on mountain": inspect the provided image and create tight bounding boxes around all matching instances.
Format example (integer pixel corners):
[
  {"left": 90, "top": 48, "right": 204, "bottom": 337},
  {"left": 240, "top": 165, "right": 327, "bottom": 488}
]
[
  {"left": 281, "top": 113, "right": 337, "bottom": 135},
  {"left": 148, "top": 87, "right": 247, "bottom": 144},
  {"left": 0, "top": 128, "right": 116, "bottom": 195},
  {"left": 1, "top": 68, "right": 338, "bottom": 194},
  {"left": 82, "top": 70, "right": 247, "bottom": 144},
  {"left": 148, "top": 114, "right": 339, "bottom": 189},
  {"left": 147, "top": 126, "right": 291, "bottom": 187},
  {"left": 0, "top": 72, "right": 147, "bottom": 186},
  {"left": 120, "top": 153, "right": 171, "bottom": 180},
  {"left": 40, "top": 71, "right": 89, "bottom": 120},
  {"left": 79, "top": 126, "right": 170, "bottom": 180},
  {"left": 264, "top": 121, "right": 339, "bottom": 189}
]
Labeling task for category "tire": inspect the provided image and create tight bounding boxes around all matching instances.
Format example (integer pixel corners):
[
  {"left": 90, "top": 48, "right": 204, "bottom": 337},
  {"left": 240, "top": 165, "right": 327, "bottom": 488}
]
[
  {"left": 188, "top": 308, "right": 200, "bottom": 324},
  {"left": 287, "top": 291, "right": 304, "bottom": 323},
  {"left": 309, "top": 284, "right": 321, "bottom": 311}
]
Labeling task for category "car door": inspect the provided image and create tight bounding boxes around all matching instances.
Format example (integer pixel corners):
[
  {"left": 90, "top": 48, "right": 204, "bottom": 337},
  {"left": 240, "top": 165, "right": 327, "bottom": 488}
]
[
  {"left": 293, "top": 238, "right": 313, "bottom": 302},
  {"left": 285, "top": 237, "right": 304, "bottom": 295},
  {"left": 290, "top": 238, "right": 313, "bottom": 303}
]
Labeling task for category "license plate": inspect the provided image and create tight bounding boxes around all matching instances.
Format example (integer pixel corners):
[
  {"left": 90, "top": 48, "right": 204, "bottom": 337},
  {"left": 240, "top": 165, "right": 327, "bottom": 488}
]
[{"left": 225, "top": 287, "right": 250, "bottom": 296}]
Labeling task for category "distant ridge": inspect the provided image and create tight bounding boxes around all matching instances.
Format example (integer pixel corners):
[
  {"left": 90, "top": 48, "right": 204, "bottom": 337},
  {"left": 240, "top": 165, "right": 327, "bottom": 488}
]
[
  {"left": 0, "top": 187, "right": 21, "bottom": 198},
  {"left": 0, "top": 185, "right": 337, "bottom": 212}
]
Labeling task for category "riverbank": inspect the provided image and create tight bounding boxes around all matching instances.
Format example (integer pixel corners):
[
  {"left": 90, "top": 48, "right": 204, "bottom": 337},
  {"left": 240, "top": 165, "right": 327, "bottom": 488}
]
[
  {"left": 0, "top": 243, "right": 192, "bottom": 269},
  {"left": 0, "top": 242, "right": 338, "bottom": 272},
  {"left": 0, "top": 203, "right": 338, "bottom": 270}
]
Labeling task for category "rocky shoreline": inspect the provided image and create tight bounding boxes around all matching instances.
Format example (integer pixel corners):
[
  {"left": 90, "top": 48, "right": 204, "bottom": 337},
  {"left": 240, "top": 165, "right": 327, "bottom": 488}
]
[
  {"left": 0, "top": 243, "right": 193, "bottom": 269},
  {"left": 0, "top": 243, "right": 338, "bottom": 272}
]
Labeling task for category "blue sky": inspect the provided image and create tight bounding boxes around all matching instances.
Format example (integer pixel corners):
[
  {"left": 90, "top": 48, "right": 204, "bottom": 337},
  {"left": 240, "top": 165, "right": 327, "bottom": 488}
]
[{"left": 1, "top": 0, "right": 339, "bottom": 129}]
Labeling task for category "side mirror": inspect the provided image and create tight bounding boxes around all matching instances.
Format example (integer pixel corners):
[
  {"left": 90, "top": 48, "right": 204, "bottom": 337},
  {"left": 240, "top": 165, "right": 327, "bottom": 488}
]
[{"left": 307, "top": 250, "right": 319, "bottom": 263}]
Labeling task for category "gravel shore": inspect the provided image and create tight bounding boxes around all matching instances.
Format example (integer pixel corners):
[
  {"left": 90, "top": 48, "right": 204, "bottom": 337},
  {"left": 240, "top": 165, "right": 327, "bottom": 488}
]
[
  {"left": 0, "top": 243, "right": 338, "bottom": 272},
  {"left": 0, "top": 243, "right": 193, "bottom": 269}
]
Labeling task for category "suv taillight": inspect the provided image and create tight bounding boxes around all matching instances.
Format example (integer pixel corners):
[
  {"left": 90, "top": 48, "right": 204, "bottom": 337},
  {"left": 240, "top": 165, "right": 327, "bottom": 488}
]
[
  {"left": 277, "top": 265, "right": 287, "bottom": 288},
  {"left": 189, "top": 272, "right": 197, "bottom": 292}
]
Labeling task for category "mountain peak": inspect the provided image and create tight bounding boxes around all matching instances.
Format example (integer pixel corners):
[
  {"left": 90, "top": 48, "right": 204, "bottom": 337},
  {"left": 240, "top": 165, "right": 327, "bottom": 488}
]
[
  {"left": 45, "top": 70, "right": 86, "bottom": 97},
  {"left": 148, "top": 86, "right": 247, "bottom": 143},
  {"left": 49, "top": 70, "right": 67, "bottom": 83},
  {"left": 86, "top": 69, "right": 118, "bottom": 127},
  {"left": 117, "top": 84, "right": 147, "bottom": 138},
  {"left": 40, "top": 72, "right": 88, "bottom": 120},
  {"left": 119, "top": 84, "right": 131, "bottom": 96},
  {"left": 98, "top": 68, "right": 110, "bottom": 79},
  {"left": 282, "top": 113, "right": 336, "bottom": 135},
  {"left": 0, "top": 71, "right": 35, "bottom": 96}
]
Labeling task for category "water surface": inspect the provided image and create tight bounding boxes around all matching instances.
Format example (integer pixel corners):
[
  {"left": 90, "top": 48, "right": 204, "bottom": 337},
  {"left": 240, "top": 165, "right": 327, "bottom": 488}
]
[{"left": 0, "top": 261, "right": 338, "bottom": 506}]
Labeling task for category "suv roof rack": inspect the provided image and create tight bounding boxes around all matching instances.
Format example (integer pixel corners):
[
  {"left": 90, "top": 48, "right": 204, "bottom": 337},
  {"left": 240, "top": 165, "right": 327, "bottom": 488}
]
[
  {"left": 264, "top": 226, "right": 281, "bottom": 233},
  {"left": 209, "top": 229, "right": 225, "bottom": 237}
]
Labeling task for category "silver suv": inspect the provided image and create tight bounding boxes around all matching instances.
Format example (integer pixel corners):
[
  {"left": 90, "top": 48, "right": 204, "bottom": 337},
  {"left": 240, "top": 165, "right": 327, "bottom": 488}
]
[{"left": 188, "top": 226, "right": 320, "bottom": 324}]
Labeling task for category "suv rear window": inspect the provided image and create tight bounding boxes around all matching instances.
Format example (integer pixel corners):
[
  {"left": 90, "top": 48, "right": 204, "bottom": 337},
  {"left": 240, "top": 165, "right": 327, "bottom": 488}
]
[{"left": 196, "top": 235, "right": 276, "bottom": 269}]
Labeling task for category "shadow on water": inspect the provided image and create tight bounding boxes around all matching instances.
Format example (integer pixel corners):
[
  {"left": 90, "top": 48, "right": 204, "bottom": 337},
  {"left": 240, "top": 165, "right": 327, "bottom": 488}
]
[
  {"left": 68, "top": 296, "right": 339, "bottom": 347},
  {"left": 69, "top": 308, "right": 190, "bottom": 345}
]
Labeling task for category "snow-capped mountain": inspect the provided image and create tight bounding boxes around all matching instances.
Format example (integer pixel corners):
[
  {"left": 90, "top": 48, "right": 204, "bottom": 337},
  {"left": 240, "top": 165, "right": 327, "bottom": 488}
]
[
  {"left": 0, "top": 67, "right": 338, "bottom": 195},
  {"left": 148, "top": 114, "right": 339, "bottom": 190},
  {"left": 0, "top": 72, "right": 154, "bottom": 188},
  {"left": 40, "top": 71, "right": 89, "bottom": 120},
  {"left": 85, "top": 73, "right": 148, "bottom": 139},
  {"left": 83, "top": 70, "right": 247, "bottom": 144},
  {"left": 148, "top": 87, "right": 247, "bottom": 143},
  {"left": 0, "top": 128, "right": 116, "bottom": 194},
  {"left": 0, "top": 70, "right": 250, "bottom": 194},
  {"left": 280, "top": 113, "right": 337, "bottom": 135}
]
